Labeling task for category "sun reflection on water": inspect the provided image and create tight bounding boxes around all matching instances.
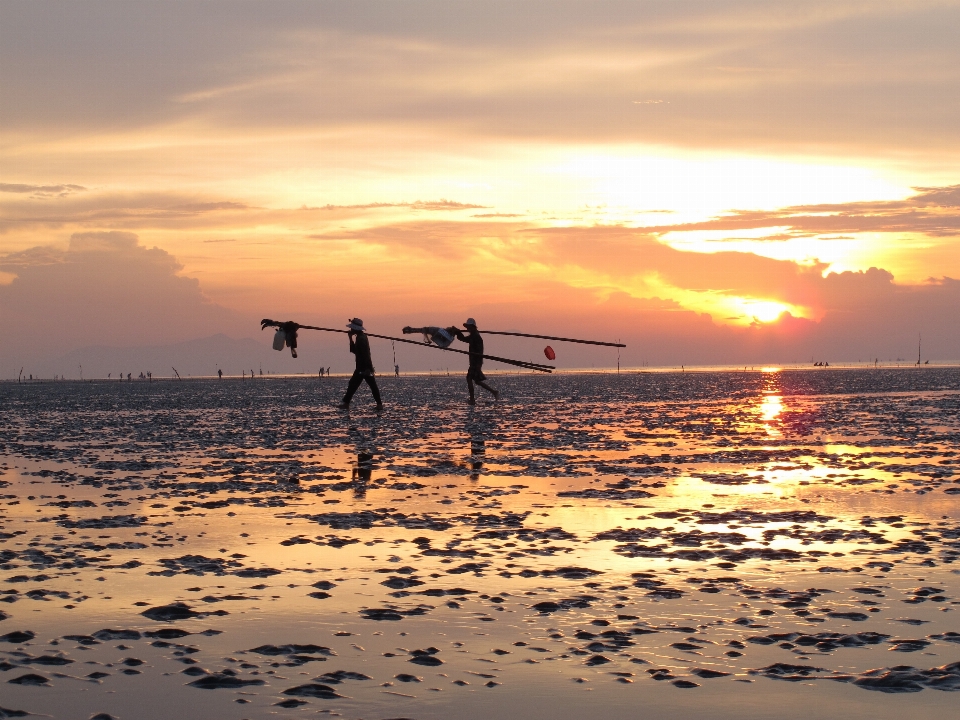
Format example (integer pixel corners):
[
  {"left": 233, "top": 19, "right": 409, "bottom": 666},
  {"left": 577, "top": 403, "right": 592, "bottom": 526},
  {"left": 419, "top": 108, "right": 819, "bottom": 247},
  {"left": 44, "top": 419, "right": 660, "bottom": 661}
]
[{"left": 758, "top": 369, "right": 784, "bottom": 437}]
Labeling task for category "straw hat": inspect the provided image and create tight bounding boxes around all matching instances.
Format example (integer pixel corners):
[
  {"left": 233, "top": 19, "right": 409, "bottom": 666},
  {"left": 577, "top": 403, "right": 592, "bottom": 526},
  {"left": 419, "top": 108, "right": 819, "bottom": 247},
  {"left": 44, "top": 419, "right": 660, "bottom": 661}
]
[
  {"left": 463, "top": 318, "right": 477, "bottom": 328},
  {"left": 347, "top": 318, "right": 366, "bottom": 332}
]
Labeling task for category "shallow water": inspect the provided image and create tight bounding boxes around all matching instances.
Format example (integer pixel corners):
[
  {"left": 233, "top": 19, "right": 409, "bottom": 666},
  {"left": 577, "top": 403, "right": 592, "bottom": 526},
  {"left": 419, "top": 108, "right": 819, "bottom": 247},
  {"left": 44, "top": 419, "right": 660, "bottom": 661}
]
[{"left": 1, "top": 369, "right": 959, "bottom": 720}]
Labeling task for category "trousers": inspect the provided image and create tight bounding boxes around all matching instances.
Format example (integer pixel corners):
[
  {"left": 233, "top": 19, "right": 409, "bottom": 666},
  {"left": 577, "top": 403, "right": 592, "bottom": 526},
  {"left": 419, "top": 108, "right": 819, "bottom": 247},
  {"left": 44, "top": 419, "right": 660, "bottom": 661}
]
[{"left": 343, "top": 370, "right": 382, "bottom": 405}]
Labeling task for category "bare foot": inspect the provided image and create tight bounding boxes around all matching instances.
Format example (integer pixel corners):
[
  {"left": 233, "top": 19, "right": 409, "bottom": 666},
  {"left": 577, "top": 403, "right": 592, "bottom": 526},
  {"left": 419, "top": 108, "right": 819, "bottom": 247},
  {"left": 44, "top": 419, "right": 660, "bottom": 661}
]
[
  {"left": 376, "top": 403, "right": 384, "bottom": 412},
  {"left": 467, "top": 398, "right": 476, "bottom": 405},
  {"left": 492, "top": 390, "right": 501, "bottom": 401},
  {"left": 338, "top": 402, "right": 350, "bottom": 410}
]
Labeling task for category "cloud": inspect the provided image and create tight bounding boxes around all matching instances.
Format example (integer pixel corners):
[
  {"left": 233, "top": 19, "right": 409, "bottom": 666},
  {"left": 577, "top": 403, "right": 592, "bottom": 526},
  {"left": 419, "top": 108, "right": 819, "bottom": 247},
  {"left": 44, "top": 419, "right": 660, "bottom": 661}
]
[
  {"left": 298, "top": 213, "right": 960, "bottom": 363},
  {"left": 0, "top": 191, "right": 252, "bottom": 231},
  {"left": 308, "top": 220, "right": 527, "bottom": 260},
  {"left": 311, "top": 218, "right": 832, "bottom": 310},
  {"left": 0, "top": 182, "right": 86, "bottom": 197},
  {"left": 3, "top": 1, "right": 959, "bottom": 158},
  {"left": 0, "top": 232, "right": 248, "bottom": 368},
  {"left": 303, "top": 199, "right": 488, "bottom": 212},
  {"left": 637, "top": 184, "right": 960, "bottom": 238}
]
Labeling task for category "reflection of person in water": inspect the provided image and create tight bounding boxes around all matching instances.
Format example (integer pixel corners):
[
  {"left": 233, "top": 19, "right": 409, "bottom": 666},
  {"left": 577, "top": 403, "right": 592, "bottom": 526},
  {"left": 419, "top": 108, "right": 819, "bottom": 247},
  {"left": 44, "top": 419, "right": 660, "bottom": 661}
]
[
  {"left": 469, "top": 437, "right": 486, "bottom": 481},
  {"left": 466, "top": 419, "right": 487, "bottom": 481},
  {"left": 352, "top": 452, "right": 374, "bottom": 498}
]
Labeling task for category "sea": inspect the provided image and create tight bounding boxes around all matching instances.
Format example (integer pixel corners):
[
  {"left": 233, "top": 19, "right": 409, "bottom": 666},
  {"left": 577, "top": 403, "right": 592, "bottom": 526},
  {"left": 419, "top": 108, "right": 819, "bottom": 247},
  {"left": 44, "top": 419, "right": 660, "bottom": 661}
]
[{"left": 1, "top": 368, "right": 959, "bottom": 719}]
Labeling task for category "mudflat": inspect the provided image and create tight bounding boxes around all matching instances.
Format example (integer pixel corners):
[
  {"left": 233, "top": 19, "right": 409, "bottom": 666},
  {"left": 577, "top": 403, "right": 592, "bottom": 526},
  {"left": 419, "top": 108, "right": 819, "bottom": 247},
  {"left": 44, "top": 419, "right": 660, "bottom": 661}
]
[{"left": 1, "top": 369, "right": 959, "bottom": 720}]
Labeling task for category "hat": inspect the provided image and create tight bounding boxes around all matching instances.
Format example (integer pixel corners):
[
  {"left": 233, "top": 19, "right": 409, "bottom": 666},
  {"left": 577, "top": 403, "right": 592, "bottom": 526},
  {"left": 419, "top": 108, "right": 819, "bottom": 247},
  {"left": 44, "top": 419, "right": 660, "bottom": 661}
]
[
  {"left": 463, "top": 317, "right": 477, "bottom": 328},
  {"left": 347, "top": 318, "right": 366, "bottom": 332}
]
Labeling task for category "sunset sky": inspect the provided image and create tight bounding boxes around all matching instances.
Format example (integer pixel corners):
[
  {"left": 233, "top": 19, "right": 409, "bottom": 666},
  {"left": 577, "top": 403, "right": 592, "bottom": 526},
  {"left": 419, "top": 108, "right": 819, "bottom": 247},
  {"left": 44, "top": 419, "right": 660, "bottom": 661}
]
[{"left": 2, "top": 0, "right": 960, "bottom": 374}]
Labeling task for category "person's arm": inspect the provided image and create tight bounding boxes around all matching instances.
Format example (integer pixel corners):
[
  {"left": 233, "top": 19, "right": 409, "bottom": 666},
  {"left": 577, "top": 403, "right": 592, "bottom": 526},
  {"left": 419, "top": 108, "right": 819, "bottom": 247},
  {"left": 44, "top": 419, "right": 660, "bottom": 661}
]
[{"left": 348, "top": 332, "right": 358, "bottom": 354}]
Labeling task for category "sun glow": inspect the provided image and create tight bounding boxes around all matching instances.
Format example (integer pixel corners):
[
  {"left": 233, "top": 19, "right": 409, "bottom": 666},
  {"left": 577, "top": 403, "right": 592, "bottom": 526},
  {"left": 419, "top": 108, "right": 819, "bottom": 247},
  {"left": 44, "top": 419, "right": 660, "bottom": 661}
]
[{"left": 739, "top": 299, "right": 792, "bottom": 323}]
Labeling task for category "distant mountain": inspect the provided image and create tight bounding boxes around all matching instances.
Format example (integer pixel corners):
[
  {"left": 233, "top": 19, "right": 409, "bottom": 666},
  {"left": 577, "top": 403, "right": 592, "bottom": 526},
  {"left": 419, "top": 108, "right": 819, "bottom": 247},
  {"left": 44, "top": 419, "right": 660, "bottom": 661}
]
[{"left": 25, "top": 334, "right": 317, "bottom": 379}]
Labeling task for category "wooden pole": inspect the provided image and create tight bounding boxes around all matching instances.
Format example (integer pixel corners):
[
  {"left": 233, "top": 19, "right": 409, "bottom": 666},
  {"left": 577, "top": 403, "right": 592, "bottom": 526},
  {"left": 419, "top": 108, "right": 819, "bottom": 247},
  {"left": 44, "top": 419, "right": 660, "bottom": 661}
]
[
  {"left": 482, "top": 330, "right": 626, "bottom": 347},
  {"left": 262, "top": 321, "right": 554, "bottom": 373}
]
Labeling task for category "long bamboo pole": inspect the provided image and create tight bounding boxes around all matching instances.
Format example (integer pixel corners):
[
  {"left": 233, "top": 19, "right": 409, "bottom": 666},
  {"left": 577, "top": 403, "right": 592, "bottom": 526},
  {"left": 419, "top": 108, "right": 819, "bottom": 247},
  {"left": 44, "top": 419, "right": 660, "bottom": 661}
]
[
  {"left": 262, "top": 321, "right": 554, "bottom": 373},
  {"left": 482, "top": 330, "right": 626, "bottom": 347}
]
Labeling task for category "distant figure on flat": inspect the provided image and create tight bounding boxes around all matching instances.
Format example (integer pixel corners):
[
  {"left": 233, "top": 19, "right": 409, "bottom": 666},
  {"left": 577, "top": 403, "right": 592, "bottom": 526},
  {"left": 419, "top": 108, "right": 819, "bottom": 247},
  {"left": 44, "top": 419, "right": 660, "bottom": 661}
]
[
  {"left": 456, "top": 318, "right": 499, "bottom": 405},
  {"left": 339, "top": 318, "right": 383, "bottom": 411},
  {"left": 394, "top": 364, "right": 400, "bottom": 377},
  {"left": 218, "top": 369, "right": 222, "bottom": 379}
]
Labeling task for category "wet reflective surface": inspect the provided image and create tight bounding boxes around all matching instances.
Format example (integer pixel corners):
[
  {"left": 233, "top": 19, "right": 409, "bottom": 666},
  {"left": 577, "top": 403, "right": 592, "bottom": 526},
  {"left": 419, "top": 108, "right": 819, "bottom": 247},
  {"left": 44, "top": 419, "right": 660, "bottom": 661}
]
[{"left": 1, "top": 370, "right": 959, "bottom": 719}]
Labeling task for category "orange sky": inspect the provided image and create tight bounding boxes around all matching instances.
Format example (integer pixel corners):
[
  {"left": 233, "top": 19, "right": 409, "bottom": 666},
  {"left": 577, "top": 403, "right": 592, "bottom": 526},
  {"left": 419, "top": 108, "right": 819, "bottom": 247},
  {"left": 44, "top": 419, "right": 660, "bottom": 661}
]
[{"left": 2, "top": 1, "right": 960, "bottom": 373}]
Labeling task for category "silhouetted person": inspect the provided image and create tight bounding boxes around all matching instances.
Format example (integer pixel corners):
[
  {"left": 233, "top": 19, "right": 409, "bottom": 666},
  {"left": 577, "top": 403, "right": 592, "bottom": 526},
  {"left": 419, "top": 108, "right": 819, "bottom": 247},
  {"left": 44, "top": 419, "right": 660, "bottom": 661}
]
[
  {"left": 455, "top": 318, "right": 499, "bottom": 405},
  {"left": 218, "top": 369, "right": 223, "bottom": 379},
  {"left": 339, "top": 318, "right": 383, "bottom": 411},
  {"left": 395, "top": 364, "right": 400, "bottom": 377}
]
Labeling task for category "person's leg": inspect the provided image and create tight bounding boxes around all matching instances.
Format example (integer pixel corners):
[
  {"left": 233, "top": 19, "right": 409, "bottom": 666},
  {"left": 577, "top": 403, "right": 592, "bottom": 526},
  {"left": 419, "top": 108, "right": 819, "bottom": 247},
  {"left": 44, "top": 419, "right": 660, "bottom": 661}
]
[
  {"left": 340, "top": 371, "right": 363, "bottom": 406},
  {"left": 466, "top": 377, "right": 476, "bottom": 404},
  {"left": 477, "top": 380, "right": 500, "bottom": 400},
  {"left": 364, "top": 374, "right": 383, "bottom": 408}
]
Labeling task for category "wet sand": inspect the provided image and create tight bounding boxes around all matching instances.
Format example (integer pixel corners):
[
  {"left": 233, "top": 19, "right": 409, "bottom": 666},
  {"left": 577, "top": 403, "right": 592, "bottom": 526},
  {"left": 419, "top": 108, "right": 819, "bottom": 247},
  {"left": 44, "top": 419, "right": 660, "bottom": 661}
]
[{"left": 1, "top": 369, "right": 959, "bottom": 720}]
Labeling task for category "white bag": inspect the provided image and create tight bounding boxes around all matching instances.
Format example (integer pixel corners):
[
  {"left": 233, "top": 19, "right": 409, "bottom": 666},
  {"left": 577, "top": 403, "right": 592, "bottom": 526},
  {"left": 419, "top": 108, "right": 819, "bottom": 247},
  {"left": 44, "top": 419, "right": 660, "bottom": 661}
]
[
  {"left": 431, "top": 327, "right": 455, "bottom": 349},
  {"left": 273, "top": 329, "right": 286, "bottom": 351}
]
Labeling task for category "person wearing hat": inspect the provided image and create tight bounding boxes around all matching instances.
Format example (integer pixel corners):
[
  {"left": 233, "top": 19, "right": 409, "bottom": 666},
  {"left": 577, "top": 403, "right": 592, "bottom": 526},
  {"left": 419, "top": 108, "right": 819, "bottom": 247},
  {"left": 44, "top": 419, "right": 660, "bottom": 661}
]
[
  {"left": 339, "top": 318, "right": 383, "bottom": 411},
  {"left": 455, "top": 318, "right": 500, "bottom": 405}
]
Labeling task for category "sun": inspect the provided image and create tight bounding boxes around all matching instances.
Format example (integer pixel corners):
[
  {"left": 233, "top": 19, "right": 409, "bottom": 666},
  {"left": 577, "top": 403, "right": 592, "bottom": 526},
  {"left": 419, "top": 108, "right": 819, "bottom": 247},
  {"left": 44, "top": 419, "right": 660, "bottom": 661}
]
[{"left": 740, "top": 299, "right": 790, "bottom": 323}]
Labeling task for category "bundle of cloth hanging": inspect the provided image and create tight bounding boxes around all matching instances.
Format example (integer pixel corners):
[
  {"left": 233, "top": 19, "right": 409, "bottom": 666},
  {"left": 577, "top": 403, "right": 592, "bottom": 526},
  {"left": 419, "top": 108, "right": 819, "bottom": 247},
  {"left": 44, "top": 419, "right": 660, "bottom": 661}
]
[{"left": 402, "top": 325, "right": 463, "bottom": 349}]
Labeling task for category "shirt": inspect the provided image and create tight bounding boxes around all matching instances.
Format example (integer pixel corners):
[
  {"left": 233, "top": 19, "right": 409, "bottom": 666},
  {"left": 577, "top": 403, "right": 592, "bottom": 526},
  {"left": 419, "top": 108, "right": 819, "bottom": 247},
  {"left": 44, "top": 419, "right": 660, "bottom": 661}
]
[
  {"left": 458, "top": 330, "right": 484, "bottom": 368},
  {"left": 349, "top": 332, "right": 375, "bottom": 372}
]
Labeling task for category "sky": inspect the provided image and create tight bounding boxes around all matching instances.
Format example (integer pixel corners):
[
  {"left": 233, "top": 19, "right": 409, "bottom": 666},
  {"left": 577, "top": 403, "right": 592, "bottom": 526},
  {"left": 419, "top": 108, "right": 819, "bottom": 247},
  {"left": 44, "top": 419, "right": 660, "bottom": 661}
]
[{"left": 2, "top": 0, "right": 960, "bottom": 376}]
